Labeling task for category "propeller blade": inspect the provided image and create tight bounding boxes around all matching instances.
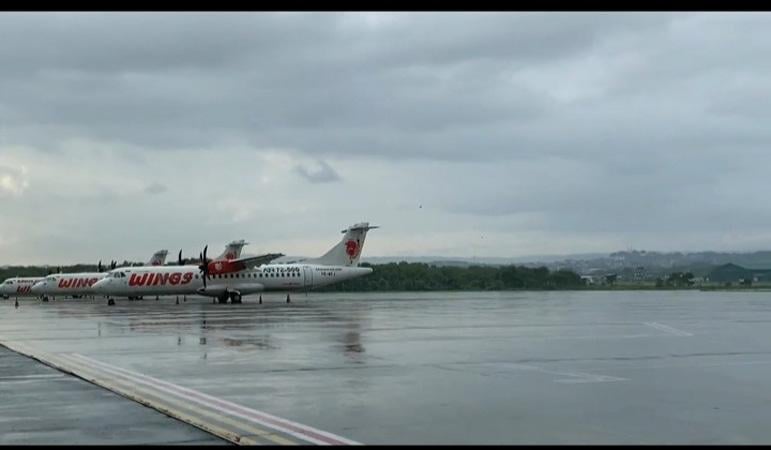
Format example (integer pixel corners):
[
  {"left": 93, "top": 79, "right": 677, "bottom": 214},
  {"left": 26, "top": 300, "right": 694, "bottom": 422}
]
[
  {"left": 198, "top": 247, "right": 210, "bottom": 288},
  {"left": 178, "top": 249, "right": 183, "bottom": 265},
  {"left": 98, "top": 260, "right": 102, "bottom": 273}
]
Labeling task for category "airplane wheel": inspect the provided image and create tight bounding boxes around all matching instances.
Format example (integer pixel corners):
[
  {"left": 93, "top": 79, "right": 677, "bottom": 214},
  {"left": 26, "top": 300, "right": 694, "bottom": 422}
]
[
  {"left": 107, "top": 298, "right": 115, "bottom": 306},
  {"left": 230, "top": 293, "right": 242, "bottom": 304},
  {"left": 217, "top": 293, "right": 228, "bottom": 304},
  {"left": 42, "top": 296, "right": 49, "bottom": 302}
]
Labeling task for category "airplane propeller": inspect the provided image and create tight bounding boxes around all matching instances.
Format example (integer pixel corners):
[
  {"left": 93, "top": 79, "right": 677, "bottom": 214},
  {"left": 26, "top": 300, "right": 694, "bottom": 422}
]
[
  {"left": 198, "top": 245, "right": 210, "bottom": 288},
  {"left": 97, "top": 260, "right": 103, "bottom": 273},
  {"left": 178, "top": 249, "right": 185, "bottom": 266},
  {"left": 110, "top": 260, "right": 116, "bottom": 270}
]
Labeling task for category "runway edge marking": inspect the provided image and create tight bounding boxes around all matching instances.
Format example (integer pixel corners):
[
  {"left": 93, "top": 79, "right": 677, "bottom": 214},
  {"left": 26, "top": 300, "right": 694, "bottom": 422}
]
[
  {"left": 49, "top": 353, "right": 290, "bottom": 445},
  {"left": 0, "top": 338, "right": 360, "bottom": 446},
  {"left": 66, "top": 353, "right": 358, "bottom": 445}
]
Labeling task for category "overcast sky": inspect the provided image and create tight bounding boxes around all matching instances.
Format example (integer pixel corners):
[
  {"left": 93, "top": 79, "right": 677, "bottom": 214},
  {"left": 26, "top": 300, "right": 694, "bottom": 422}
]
[{"left": 2, "top": 12, "right": 771, "bottom": 264}]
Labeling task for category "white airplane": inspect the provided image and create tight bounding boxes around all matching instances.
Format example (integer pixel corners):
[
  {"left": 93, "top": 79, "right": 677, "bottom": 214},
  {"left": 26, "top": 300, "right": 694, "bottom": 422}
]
[
  {"left": 29, "top": 250, "right": 171, "bottom": 300},
  {"left": 93, "top": 222, "right": 378, "bottom": 304},
  {"left": 0, "top": 277, "right": 46, "bottom": 299}
]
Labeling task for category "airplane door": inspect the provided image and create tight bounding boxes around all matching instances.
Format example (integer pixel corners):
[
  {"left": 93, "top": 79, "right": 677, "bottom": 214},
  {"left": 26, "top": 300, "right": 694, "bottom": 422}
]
[{"left": 303, "top": 267, "right": 313, "bottom": 290}]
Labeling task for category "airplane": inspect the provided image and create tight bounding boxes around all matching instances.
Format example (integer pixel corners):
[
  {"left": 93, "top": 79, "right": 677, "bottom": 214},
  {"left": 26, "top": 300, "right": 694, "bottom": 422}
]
[
  {"left": 29, "top": 249, "right": 170, "bottom": 301},
  {"left": 0, "top": 276, "right": 46, "bottom": 299},
  {"left": 92, "top": 222, "right": 378, "bottom": 305},
  {"left": 87, "top": 239, "right": 282, "bottom": 304}
]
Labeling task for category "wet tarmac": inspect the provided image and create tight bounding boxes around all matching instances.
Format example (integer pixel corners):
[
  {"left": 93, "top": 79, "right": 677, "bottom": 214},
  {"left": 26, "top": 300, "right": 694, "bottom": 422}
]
[
  {"left": 0, "top": 345, "right": 228, "bottom": 445},
  {"left": 2, "top": 290, "right": 771, "bottom": 444}
]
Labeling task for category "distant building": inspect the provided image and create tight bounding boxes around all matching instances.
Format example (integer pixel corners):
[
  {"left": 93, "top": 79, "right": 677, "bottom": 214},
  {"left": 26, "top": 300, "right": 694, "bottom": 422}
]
[{"left": 707, "top": 263, "right": 771, "bottom": 283}]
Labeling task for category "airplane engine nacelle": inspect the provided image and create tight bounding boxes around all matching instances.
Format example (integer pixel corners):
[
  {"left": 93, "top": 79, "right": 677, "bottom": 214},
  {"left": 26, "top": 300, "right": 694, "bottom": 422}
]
[
  {"left": 196, "top": 286, "right": 229, "bottom": 297},
  {"left": 197, "top": 283, "right": 264, "bottom": 298}
]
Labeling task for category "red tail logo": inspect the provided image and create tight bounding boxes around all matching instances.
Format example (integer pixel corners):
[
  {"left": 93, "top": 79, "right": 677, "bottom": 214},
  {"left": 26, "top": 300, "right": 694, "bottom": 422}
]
[{"left": 345, "top": 240, "right": 359, "bottom": 258}]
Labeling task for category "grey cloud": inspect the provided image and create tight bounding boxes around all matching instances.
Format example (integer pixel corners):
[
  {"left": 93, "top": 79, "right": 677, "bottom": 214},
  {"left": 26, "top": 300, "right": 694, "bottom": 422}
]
[
  {"left": 0, "top": 12, "right": 677, "bottom": 157},
  {"left": 144, "top": 182, "right": 168, "bottom": 195},
  {"left": 294, "top": 160, "right": 342, "bottom": 184}
]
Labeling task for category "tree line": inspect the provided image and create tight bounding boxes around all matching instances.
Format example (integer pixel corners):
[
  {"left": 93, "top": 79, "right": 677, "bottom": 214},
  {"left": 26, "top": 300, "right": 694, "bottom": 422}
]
[{"left": 319, "top": 262, "right": 585, "bottom": 291}]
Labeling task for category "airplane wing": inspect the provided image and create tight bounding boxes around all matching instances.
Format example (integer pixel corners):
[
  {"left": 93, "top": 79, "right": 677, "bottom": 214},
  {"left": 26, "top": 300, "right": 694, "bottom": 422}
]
[{"left": 229, "top": 253, "right": 285, "bottom": 267}]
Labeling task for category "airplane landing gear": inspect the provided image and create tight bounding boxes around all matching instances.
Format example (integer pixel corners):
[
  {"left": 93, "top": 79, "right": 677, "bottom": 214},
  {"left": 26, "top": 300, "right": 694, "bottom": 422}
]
[
  {"left": 107, "top": 298, "right": 115, "bottom": 306},
  {"left": 286, "top": 293, "right": 291, "bottom": 304},
  {"left": 41, "top": 296, "right": 49, "bottom": 302},
  {"left": 217, "top": 293, "right": 228, "bottom": 304},
  {"left": 259, "top": 295, "right": 262, "bottom": 304},
  {"left": 230, "top": 292, "right": 242, "bottom": 304}
]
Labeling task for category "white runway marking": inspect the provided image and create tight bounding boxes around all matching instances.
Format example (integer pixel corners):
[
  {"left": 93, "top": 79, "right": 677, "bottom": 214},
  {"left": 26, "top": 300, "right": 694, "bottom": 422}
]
[
  {"left": 0, "top": 338, "right": 361, "bottom": 445},
  {"left": 66, "top": 353, "right": 362, "bottom": 445},
  {"left": 643, "top": 322, "right": 694, "bottom": 337},
  {"left": 480, "top": 362, "right": 629, "bottom": 384}
]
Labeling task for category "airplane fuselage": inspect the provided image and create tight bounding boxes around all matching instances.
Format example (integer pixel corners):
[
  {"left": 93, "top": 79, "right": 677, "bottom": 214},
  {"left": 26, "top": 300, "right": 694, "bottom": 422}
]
[
  {"left": 0, "top": 277, "right": 45, "bottom": 298},
  {"left": 93, "top": 263, "right": 372, "bottom": 298},
  {"left": 31, "top": 272, "right": 106, "bottom": 297}
]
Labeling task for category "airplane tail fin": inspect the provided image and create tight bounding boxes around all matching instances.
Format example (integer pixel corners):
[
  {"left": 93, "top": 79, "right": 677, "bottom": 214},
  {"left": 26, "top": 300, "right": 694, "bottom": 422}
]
[
  {"left": 305, "top": 222, "right": 378, "bottom": 267},
  {"left": 216, "top": 240, "right": 248, "bottom": 261},
  {"left": 148, "top": 249, "right": 169, "bottom": 266}
]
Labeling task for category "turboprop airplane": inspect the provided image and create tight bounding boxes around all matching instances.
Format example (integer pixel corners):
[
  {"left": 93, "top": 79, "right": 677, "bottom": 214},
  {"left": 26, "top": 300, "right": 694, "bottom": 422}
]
[
  {"left": 93, "top": 222, "right": 377, "bottom": 305},
  {"left": 30, "top": 250, "right": 170, "bottom": 300},
  {"left": 0, "top": 277, "right": 45, "bottom": 299}
]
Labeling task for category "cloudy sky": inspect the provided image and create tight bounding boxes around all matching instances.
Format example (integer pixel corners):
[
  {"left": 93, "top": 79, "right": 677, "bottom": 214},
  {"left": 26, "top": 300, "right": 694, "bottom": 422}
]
[{"left": 2, "top": 12, "right": 771, "bottom": 264}]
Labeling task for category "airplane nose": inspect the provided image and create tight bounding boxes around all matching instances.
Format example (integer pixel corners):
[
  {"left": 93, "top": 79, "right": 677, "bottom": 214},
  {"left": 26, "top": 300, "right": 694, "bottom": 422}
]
[{"left": 92, "top": 279, "right": 108, "bottom": 292}]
